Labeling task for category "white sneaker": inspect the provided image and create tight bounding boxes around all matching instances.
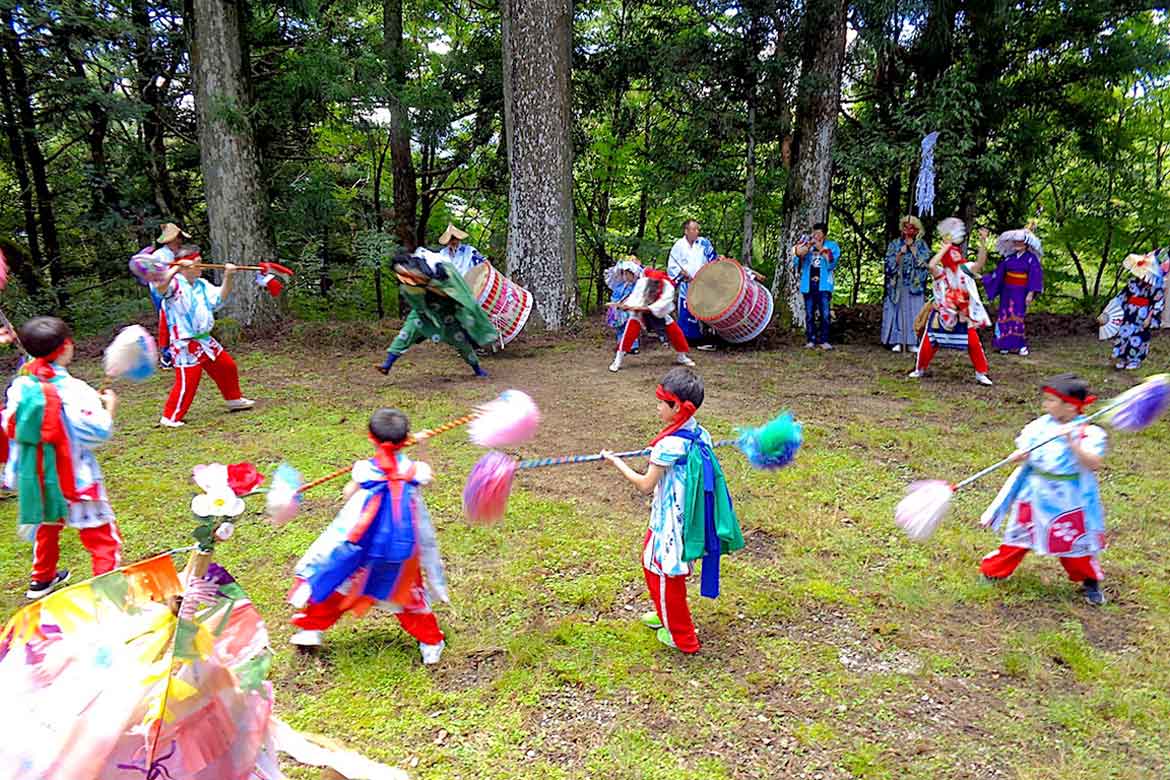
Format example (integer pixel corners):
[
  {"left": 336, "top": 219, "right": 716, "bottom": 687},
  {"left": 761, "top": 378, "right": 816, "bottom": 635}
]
[
  {"left": 975, "top": 372, "right": 994, "bottom": 386},
  {"left": 804, "top": 342, "right": 815, "bottom": 349},
  {"left": 226, "top": 398, "right": 255, "bottom": 411},
  {"left": 609, "top": 353, "right": 623, "bottom": 372},
  {"left": 675, "top": 353, "right": 696, "bottom": 367},
  {"left": 696, "top": 344, "right": 717, "bottom": 351},
  {"left": 159, "top": 416, "right": 185, "bottom": 428},
  {"left": 420, "top": 640, "right": 445, "bottom": 665},
  {"left": 891, "top": 344, "right": 903, "bottom": 353},
  {"left": 1018, "top": 346, "right": 1029, "bottom": 356},
  {"left": 910, "top": 345, "right": 919, "bottom": 354},
  {"left": 908, "top": 369, "right": 924, "bottom": 379},
  {"left": 289, "top": 629, "right": 322, "bottom": 647}
]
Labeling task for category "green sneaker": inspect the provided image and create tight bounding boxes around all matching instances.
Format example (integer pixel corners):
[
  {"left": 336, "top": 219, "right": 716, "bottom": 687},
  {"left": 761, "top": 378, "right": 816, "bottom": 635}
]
[
  {"left": 655, "top": 627, "right": 677, "bottom": 648},
  {"left": 640, "top": 611, "right": 663, "bottom": 630}
]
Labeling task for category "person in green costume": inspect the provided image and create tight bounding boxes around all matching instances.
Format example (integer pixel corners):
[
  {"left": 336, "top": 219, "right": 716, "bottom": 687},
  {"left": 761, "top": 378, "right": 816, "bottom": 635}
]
[{"left": 376, "top": 251, "right": 500, "bottom": 378}]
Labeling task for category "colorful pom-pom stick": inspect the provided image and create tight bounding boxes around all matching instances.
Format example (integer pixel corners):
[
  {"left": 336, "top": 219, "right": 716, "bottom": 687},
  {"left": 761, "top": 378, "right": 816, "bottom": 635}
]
[
  {"left": 462, "top": 412, "right": 802, "bottom": 524},
  {"left": 103, "top": 325, "right": 158, "bottom": 383},
  {"left": 894, "top": 373, "right": 1170, "bottom": 542}
]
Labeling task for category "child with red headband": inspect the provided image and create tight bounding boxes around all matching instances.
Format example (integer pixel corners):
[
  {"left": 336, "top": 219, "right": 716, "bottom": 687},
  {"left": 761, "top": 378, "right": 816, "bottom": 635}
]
[
  {"left": 2, "top": 317, "right": 122, "bottom": 599},
  {"left": 602, "top": 367, "right": 743, "bottom": 652},
  {"left": 978, "top": 373, "right": 1108, "bottom": 605},
  {"left": 283, "top": 408, "right": 449, "bottom": 663}
]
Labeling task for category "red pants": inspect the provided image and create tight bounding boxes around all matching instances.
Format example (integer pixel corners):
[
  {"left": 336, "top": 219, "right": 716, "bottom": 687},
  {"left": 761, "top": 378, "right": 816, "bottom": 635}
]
[
  {"left": 620, "top": 318, "right": 689, "bottom": 354},
  {"left": 162, "top": 349, "right": 243, "bottom": 422},
  {"left": 291, "top": 590, "right": 445, "bottom": 645},
  {"left": 916, "top": 326, "right": 988, "bottom": 373},
  {"left": 642, "top": 531, "right": 700, "bottom": 653},
  {"left": 32, "top": 522, "right": 123, "bottom": 582},
  {"left": 980, "top": 544, "right": 1102, "bottom": 582}
]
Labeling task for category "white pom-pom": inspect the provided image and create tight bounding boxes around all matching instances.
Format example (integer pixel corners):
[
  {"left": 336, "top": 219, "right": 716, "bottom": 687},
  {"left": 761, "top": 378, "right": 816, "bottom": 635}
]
[{"left": 894, "top": 480, "right": 955, "bottom": 541}]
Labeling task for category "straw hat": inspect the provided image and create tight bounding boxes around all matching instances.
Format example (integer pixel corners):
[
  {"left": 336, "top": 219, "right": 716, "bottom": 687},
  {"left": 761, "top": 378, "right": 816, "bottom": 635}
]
[
  {"left": 438, "top": 224, "right": 469, "bottom": 245},
  {"left": 1123, "top": 252, "right": 1162, "bottom": 283},
  {"left": 899, "top": 215, "right": 924, "bottom": 233},
  {"left": 156, "top": 223, "right": 191, "bottom": 244}
]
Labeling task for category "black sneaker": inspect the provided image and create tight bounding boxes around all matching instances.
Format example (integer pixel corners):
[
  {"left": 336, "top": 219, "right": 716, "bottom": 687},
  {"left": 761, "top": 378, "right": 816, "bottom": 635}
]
[
  {"left": 26, "top": 569, "right": 70, "bottom": 600},
  {"left": 1082, "top": 579, "right": 1105, "bottom": 606}
]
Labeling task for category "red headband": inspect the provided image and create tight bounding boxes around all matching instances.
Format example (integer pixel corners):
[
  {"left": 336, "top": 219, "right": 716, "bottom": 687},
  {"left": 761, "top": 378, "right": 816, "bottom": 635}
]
[
  {"left": 1043, "top": 386, "right": 1096, "bottom": 410},
  {"left": 649, "top": 385, "right": 697, "bottom": 446},
  {"left": 22, "top": 340, "right": 72, "bottom": 379},
  {"left": 369, "top": 435, "right": 407, "bottom": 476}
]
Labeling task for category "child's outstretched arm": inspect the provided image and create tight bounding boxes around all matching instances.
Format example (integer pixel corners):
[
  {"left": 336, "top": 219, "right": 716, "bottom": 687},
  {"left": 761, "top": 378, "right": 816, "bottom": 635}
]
[
  {"left": 341, "top": 479, "right": 360, "bottom": 500},
  {"left": 601, "top": 450, "right": 665, "bottom": 495}
]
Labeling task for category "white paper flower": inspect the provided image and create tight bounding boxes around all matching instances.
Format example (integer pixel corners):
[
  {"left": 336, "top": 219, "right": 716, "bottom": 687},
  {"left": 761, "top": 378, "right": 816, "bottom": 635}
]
[
  {"left": 190, "top": 463, "right": 245, "bottom": 517},
  {"left": 191, "top": 489, "right": 245, "bottom": 518}
]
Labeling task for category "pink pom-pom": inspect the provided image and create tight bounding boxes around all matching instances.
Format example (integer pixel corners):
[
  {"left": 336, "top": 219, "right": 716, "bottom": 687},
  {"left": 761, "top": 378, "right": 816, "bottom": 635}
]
[
  {"left": 463, "top": 451, "right": 518, "bottom": 524},
  {"left": 894, "top": 480, "right": 954, "bottom": 541},
  {"left": 468, "top": 390, "right": 541, "bottom": 447}
]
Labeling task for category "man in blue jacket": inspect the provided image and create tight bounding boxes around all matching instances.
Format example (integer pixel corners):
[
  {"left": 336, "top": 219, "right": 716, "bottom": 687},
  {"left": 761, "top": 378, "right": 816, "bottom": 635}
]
[{"left": 792, "top": 222, "right": 841, "bottom": 350}]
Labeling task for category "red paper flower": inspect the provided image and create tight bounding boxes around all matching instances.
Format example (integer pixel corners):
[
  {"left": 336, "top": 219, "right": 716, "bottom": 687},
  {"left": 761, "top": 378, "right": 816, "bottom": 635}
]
[{"left": 226, "top": 462, "right": 265, "bottom": 496}]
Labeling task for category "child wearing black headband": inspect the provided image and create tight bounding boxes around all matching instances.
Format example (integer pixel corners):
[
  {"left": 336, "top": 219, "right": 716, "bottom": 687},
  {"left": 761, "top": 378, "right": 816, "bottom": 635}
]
[{"left": 978, "top": 373, "right": 1108, "bottom": 605}]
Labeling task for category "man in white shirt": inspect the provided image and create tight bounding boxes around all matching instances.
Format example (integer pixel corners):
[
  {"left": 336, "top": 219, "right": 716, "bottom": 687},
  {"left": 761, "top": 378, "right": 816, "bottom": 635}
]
[
  {"left": 435, "top": 224, "right": 487, "bottom": 277},
  {"left": 668, "top": 219, "right": 718, "bottom": 350}
]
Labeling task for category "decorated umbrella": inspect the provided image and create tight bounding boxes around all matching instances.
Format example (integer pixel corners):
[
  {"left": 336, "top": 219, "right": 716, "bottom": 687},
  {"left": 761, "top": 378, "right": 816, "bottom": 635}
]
[
  {"left": 894, "top": 374, "right": 1170, "bottom": 541},
  {"left": 0, "top": 464, "right": 406, "bottom": 780},
  {"left": 463, "top": 412, "right": 803, "bottom": 524}
]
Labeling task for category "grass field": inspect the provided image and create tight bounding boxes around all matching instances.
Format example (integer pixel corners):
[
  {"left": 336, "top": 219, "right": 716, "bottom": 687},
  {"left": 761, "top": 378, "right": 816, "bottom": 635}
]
[{"left": 2, "top": 319, "right": 1168, "bottom": 780}]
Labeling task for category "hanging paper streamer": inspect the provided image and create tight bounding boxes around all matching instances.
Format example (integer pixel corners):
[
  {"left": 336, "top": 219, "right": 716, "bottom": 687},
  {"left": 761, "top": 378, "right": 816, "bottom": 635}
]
[{"left": 914, "top": 131, "right": 940, "bottom": 217}]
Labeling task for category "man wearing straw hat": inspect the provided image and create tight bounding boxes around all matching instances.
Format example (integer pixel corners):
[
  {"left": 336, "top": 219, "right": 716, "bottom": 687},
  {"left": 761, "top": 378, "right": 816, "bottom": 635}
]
[
  {"left": 145, "top": 223, "right": 193, "bottom": 370},
  {"left": 435, "top": 223, "right": 487, "bottom": 277},
  {"left": 152, "top": 237, "right": 255, "bottom": 427}
]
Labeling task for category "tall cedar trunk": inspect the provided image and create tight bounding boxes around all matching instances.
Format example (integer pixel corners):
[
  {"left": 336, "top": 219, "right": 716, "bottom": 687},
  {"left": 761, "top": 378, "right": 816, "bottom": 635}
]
[
  {"left": 0, "top": 44, "right": 42, "bottom": 295},
  {"left": 188, "top": 0, "right": 279, "bottom": 331},
  {"left": 501, "top": 0, "right": 577, "bottom": 330},
  {"left": 741, "top": 102, "right": 756, "bottom": 263},
  {"left": 2, "top": 10, "right": 65, "bottom": 309},
  {"left": 384, "top": 0, "right": 418, "bottom": 251},
  {"left": 771, "top": 0, "right": 847, "bottom": 327},
  {"left": 133, "top": 0, "right": 183, "bottom": 219},
  {"left": 371, "top": 133, "right": 388, "bottom": 318}
]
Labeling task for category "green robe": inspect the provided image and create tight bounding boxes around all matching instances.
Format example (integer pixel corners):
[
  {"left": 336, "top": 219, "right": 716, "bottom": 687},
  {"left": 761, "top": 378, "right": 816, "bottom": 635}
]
[{"left": 388, "top": 264, "right": 499, "bottom": 363}]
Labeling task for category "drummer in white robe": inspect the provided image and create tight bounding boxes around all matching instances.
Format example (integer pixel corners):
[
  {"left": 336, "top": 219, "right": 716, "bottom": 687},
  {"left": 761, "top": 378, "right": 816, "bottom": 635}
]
[
  {"left": 668, "top": 219, "right": 718, "bottom": 350},
  {"left": 435, "top": 223, "right": 487, "bottom": 276}
]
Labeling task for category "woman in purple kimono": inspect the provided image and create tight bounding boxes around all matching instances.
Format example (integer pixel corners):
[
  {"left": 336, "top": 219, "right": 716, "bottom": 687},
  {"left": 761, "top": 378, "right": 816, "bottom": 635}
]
[{"left": 983, "top": 228, "right": 1043, "bottom": 355}]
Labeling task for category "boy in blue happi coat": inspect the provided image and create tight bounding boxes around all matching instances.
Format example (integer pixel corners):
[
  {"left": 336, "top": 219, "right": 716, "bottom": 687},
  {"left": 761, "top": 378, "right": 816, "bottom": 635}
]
[{"left": 602, "top": 367, "right": 743, "bottom": 653}]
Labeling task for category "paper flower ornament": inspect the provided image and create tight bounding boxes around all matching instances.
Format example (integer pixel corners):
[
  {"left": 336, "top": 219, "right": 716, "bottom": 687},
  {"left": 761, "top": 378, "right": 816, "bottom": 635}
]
[{"left": 191, "top": 463, "right": 246, "bottom": 517}]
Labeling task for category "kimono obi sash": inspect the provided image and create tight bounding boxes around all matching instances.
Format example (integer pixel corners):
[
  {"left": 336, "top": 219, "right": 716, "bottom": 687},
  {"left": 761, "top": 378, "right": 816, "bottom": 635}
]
[{"left": 1005, "top": 271, "right": 1029, "bottom": 286}]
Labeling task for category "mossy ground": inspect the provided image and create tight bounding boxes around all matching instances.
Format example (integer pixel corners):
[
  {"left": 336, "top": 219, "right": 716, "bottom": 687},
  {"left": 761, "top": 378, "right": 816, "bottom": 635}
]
[{"left": 2, "top": 320, "right": 1168, "bottom": 779}]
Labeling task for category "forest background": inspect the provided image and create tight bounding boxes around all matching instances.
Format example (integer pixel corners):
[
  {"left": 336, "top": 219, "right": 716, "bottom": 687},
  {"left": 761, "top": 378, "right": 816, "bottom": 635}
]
[{"left": 0, "top": 0, "right": 1167, "bottom": 334}]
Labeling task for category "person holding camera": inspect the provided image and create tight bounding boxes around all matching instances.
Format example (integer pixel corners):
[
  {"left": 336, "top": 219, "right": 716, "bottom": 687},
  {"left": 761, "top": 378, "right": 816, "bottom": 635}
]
[{"left": 792, "top": 222, "right": 841, "bottom": 350}]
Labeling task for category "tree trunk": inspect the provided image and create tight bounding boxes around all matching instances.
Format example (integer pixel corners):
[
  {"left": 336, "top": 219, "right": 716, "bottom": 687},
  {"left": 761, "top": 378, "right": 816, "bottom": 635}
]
[
  {"left": 501, "top": 0, "right": 577, "bottom": 330},
  {"left": 188, "top": 0, "right": 279, "bottom": 331},
  {"left": 384, "top": 0, "right": 418, "bottom": 251},
  {"left": 2, "top": 9, "right": 65, "bottom": 309},
  {"left": 741, "top": 103, "right": 756, "bottom": 263},
  {"left": 0, "top": 44, "right": 42, "bottom": 296},
  {"left": 133, "top": 0, "right": 183, "bottom": 220},
  {"left": 771, "top": 0, "right": 847, "bottom": 327}
]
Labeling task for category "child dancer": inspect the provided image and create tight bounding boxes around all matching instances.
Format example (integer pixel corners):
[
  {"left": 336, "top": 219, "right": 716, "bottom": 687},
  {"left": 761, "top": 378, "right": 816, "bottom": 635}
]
[
  {"left": 909, "top": 220, "right": 994, "bottom": 385},
  {"left": 605, "top": 257, "right": 642, "bottom": 353},
  {"left": 602, "top": 367, "right": 743, "bottom": 652},
  {"left": 2, "top": 317, "right": 122, "bottom": 599},
  {"left": 979, "top": 374, "right": 1108, "bottom": 605},
  {"left": 1100, "top": 252, "right": 1164, "bottom": 371},
  {"left": 286, "top": 408, "right": 449, "bottom": 663},
  {"left": 608, "top": 269, "right": 695, "bottom": 372},
  {"left": 153, "top": 252, "right": 255, "bottom": 427}
]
